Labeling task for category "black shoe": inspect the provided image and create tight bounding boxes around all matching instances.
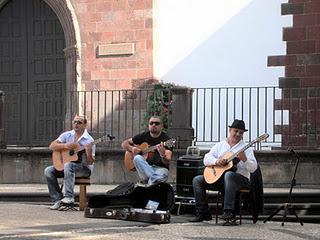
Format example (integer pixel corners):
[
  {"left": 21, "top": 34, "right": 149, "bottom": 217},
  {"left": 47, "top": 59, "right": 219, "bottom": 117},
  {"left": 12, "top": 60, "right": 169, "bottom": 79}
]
[
  {"left": 189, "top": 213, "right": 212, "bottom": 222},
  {"left": 220, "top": 210, "right": 235, "bottom": 221}
]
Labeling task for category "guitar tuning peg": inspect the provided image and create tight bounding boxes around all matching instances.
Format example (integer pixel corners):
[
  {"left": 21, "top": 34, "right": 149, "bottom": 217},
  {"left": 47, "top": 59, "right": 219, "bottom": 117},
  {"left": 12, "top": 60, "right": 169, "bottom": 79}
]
[{"left": 107, "top": 134, "right": 115, "bottom": 141}]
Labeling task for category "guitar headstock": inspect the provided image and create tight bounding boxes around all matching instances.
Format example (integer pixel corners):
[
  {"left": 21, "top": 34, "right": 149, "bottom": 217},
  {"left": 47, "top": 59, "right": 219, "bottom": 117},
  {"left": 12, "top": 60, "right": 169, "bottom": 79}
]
[
  {"left": 96, "top": 134, "right": 115, "bottom": 144},
  {"left": 164, "top": 138, "right": 176, "bottom": 148},
  {"left": 255, "top": 133, "right": 269, "bottom": 143}
]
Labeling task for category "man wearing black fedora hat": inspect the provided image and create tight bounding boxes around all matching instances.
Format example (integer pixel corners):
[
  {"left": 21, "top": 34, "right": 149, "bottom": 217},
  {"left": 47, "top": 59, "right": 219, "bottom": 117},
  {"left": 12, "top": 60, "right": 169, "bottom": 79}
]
[{"left": 190, "top": 119, "right": 257, "bottom": 223}]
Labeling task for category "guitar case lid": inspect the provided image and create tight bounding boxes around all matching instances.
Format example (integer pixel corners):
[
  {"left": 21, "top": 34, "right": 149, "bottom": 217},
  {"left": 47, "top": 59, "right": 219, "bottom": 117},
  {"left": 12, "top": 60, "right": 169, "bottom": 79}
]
[{"left": 87, "top": 182, "right": 175, "bottom": 211}]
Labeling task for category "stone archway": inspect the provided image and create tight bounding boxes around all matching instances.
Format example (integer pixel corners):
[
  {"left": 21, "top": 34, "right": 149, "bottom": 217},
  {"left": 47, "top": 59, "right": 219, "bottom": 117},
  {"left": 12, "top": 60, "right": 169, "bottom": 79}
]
[{"left": 42, "top": 0, "right": 81, "bottom": 122}]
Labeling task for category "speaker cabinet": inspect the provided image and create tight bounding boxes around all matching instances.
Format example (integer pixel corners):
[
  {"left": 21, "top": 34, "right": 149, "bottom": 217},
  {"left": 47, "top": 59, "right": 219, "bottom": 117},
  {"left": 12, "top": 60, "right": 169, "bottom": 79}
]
[{"left": 176, "top": 155, "right": 204, "bottom": 197}]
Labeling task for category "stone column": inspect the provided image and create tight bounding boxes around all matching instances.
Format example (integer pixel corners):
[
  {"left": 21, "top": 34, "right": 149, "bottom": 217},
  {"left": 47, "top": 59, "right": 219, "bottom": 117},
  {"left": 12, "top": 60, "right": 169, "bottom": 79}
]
[
  {"left": 63, "top": 45, "right": 79, "bottom": 130},
  {"left": 0, "top": 91, "right": 6, "bottom": 148},
  {"left": 169, "top": 87, "right": 194, "bottom": 149}
]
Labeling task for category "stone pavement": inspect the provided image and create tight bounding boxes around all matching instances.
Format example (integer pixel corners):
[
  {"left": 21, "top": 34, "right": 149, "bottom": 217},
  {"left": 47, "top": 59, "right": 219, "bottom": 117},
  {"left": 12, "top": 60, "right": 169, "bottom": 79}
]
[
  {"left": 0, "top": 202, "right": 319, "bottom": 240},
  {"left": 0, "top": 184, "right": 320, "bottom": 239}
]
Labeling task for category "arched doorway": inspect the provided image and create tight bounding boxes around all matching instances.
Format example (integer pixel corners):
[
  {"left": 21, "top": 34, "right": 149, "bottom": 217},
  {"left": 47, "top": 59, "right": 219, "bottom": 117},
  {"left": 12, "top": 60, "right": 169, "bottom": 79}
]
[{"left": 0, "top": 0, "right": 66, "bottom": 145}]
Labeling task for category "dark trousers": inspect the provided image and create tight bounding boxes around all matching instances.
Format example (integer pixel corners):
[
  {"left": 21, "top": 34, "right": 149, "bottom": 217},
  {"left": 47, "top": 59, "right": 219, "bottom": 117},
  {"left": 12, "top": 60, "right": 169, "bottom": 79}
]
[{"left": 192, "top": 171, "right": 250, "bottom": 214}]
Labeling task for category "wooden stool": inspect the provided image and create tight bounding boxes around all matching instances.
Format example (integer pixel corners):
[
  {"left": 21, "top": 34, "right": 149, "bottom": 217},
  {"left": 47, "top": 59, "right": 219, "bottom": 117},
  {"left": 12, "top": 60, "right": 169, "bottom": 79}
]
[{"left": 75, "top": 177, "right": 91, "bottom": 211}]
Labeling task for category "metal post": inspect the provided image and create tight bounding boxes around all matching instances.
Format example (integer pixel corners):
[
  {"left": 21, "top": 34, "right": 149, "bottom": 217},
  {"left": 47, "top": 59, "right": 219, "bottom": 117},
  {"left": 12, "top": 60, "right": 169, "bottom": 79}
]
[{"left": 0, "top": 91, "right": 6, "bottom": 149}]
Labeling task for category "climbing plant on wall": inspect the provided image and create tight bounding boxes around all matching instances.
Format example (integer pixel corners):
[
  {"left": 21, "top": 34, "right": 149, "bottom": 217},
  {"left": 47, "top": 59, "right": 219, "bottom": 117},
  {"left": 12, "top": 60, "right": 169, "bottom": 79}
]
[{"left": 142, "top": 82, "right": 174, "bottom": 132}]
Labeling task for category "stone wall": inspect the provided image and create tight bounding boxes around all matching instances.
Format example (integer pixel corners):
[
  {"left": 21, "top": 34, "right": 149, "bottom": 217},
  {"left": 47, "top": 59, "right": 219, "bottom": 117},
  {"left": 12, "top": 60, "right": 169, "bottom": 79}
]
[
  {"left": 0, "top": 148, "right": 319, "bottom": 188},
  {"left": 70, "top": 0, "right": 154, "bottom": 90}
]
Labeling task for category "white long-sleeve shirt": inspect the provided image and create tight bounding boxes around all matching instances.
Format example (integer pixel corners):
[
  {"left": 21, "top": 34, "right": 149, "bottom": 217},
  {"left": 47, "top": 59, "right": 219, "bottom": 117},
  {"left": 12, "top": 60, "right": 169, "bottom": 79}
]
[{"left": 203, "top": 140, "right": 257, "bottom": 180}]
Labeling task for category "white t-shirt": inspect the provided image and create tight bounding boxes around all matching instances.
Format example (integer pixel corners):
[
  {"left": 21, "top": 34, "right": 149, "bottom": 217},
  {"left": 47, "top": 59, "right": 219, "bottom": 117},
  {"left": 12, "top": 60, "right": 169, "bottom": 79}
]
[{"left": 57, "top": 129, "right": 96, "bottom": 171}]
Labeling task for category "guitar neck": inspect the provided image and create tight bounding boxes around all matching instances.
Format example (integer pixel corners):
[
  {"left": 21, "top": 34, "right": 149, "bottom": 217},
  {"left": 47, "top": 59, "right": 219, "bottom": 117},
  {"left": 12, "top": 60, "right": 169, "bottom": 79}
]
[
  {"left": 142, "top": 145, "right": 158, "bottom": 154},
  {"left": 75, "top": 137, "right": 104, "bottom": 153},
  {"left": 227, "top": 140, "right": 256, "bottom": 162},
  {"left": 140, "top": 139, "right": 174, "bottom": 155}
]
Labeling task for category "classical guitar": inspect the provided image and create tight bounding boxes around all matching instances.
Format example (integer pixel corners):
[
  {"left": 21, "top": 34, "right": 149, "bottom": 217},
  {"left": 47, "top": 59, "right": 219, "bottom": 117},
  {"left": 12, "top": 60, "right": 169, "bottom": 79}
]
[
  {"left": 124, "top": 138, "right": 176, "bottom": 171},
  {"left": 203, "top": 133, "right": 269, "bottom": 184},
  {"left": 52, "top": 134, "right": 114, "bottom": 171}
]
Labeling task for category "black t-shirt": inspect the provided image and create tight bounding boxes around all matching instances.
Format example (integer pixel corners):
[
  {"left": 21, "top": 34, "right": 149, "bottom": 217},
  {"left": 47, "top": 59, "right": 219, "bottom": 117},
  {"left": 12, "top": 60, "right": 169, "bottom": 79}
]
[{"left": 132, "top": 131, "right": 171, "bottom": 169}]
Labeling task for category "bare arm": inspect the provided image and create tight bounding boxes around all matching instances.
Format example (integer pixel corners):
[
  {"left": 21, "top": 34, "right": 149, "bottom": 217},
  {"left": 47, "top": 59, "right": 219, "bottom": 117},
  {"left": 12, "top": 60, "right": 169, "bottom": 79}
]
[
  {"left": 121, "top": 138, "right": 141, "bottom": 155},
  {"left": 85, "top": 143, "right": 95, "bottom": 165},
  {"left": 49, "top": 140, "right": 79, "bottom": 151},
  {"left": 157, "top": 142, "right": 173, "bottom": 164}
]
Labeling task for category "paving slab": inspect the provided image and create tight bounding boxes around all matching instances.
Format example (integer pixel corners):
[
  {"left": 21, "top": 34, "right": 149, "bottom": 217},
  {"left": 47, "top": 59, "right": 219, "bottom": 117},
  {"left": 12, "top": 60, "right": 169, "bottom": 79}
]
[{"left": 0, "top": 202, "right": 319, "bottom": 240}]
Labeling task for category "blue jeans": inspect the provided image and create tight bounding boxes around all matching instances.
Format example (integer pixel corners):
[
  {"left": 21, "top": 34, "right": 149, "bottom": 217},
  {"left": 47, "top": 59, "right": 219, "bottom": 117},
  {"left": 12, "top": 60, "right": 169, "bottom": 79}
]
[
  {"left": 44, "top": 162, "right": 91, "bottom": 202},
  {"left": 192, "top": 171, "right": 250, "bottom": 214},
  {"left": 133, "top": 155, "right": 169, "bottom": 185}
]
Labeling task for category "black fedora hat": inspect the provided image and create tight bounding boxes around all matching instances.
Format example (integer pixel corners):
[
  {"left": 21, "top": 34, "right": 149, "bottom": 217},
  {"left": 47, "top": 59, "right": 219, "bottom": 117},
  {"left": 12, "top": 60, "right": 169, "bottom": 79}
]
[{"left": 228, "top": 119, "right": 248, "bottom": 132}]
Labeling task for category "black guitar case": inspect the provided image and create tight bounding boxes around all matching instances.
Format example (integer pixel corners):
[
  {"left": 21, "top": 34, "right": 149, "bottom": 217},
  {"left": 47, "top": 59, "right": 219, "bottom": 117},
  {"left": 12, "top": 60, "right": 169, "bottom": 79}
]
[{"left": 84, "top": 182, "right": 174, "bottom": 224}]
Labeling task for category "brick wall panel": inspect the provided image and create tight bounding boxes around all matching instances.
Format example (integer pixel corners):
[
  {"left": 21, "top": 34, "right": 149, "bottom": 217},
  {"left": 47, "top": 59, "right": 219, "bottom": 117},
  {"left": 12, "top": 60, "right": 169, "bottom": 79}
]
[
  {"left": 71, "top": 0, "right": 153, "bottom": 91},
  {"left": 306, "top": 98, "right": 318, "bottom": 109},
  {"left": 91, "top": 70, "right": 110, "bottom": 81},
  {"left": 289, "top": 0, "right": 310, "bottom": 3},
  {"left": 274, "top": 98, "right": 290, "bottom": 110},
  {"left": 301, "top": 77, "right": 320, "bottom": 87},
  {"left": 309, "top": 1, "right": 320, "bottom": 12},
  {"left": 306, "top": 64, "right": 320, "bottom": 76},
  {"left": 306, "top": 26, "right": 320, "bottom": 40},
  {"left": 282, "top": 3, "right": 304, "bottom": 15},
  {"left": 287, "top": 40, "right": 315, "bottom": 54},
  {"left": 285, "top": 66, "right": 306, "bottom": 77},
  {"left": 297, "top": 54, "right": 320, "bottom": 65},
  {"left": 283, "top": 27, "right": 306, "bottom": 41},
  {"left": 277, "top": 1, "right": 320, "bottom": 160},
  {"left": 110, "top": 69, "right": 137, "bottom": 79},
  {"left": 293, "top": 14, "right": 317, "bottom": 26},
  {"left": 268, "top": 55, "right": 297, "bottom": 66}
]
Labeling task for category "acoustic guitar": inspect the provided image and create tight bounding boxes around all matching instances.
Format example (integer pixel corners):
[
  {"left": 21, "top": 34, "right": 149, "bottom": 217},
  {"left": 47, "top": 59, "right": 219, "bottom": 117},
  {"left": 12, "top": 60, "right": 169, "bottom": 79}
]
[
  {"left": 203, "top": 133, "right": 269, "bottom": 184},
  {"left": 124, "top": 138, "right": 176, "bottom": 171},
  {"left": 52, "top": 134, "right": 114, "bottom": 171}
]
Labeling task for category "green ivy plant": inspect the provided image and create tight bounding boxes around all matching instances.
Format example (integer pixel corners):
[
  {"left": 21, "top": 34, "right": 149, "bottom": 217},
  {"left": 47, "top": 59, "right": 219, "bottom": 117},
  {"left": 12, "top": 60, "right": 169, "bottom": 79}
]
[{"left": 142, "top": 82, "right": 174, "bottom": 132}]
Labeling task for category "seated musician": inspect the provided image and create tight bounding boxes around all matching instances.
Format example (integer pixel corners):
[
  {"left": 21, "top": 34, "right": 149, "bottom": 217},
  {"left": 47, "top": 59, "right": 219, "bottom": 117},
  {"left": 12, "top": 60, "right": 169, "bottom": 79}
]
[
  {"left": 121, "top": 116, "right": 173, "bottom": 186},
  {"left": 190, "top": 119, "right": 257, "bottom": 223},
  {"left": 44, "top": 115, "right": 96, "bottom": 210}
]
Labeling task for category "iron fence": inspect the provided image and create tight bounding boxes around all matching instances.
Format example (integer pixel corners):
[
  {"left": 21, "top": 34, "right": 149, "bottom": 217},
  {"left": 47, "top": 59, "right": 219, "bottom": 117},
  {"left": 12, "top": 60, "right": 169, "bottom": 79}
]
[
  {"left": 1, "top": 87, "right": 319, "bottom": 149},
  {"left": 192, "top": 87, "right": 320, "bottom": 149}
]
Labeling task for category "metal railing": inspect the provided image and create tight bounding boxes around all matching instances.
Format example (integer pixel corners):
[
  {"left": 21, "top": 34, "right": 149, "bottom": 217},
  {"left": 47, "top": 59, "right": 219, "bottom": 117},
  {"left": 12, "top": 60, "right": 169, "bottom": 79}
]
[
  {"left": 192, "top": 87, "right": 320, "bottom": 149},
  {"left": 1, "top": 87, "right": 319, "bottom": 149}
]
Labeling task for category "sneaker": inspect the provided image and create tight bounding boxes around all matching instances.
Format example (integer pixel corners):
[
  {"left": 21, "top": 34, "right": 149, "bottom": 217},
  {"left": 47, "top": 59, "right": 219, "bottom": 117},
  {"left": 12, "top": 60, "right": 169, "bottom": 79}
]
[
  {"left": 220, "top": 209, "right": 235, "bottom": 221},
  {"left": 189, "top": 213, "right": 212, "bottom": 222},
  {"left": 136, "top": 180, "right": 148, "bottom": 187},
  {"left": 61, "top": 197, "right": 75, "bottom": 205},
  {"left": 49, "top": 200, "right": 62, "bottom": 210}
]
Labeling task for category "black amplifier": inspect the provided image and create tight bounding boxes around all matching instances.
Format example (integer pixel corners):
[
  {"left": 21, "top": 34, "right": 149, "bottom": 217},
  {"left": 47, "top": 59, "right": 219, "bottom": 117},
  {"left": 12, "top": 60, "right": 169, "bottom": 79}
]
[{"left": 176, "top": 155, "right": 204, "bottom": 197}]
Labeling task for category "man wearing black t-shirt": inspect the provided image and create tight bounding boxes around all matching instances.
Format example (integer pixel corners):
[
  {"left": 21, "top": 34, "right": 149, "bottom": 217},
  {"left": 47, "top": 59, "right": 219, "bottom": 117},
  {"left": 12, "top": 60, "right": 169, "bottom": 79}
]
[{"left": 121, "top": 116, "right": 173, "bottom": 185}]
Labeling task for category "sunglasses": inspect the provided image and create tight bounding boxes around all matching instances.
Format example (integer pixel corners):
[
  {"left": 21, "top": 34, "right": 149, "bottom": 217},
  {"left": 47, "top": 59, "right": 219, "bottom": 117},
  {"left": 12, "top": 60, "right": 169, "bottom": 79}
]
[
  {"left": 149, "top": 121, "right": 161, "bottom": 126},
  {"left": 73, "top": 120, "right": 84, "bottom": 125}
]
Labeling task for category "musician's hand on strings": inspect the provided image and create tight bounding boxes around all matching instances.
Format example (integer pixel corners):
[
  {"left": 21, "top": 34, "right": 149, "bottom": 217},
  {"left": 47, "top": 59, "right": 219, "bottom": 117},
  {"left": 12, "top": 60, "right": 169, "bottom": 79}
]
[
  {"left": 65, "top": 142, "right": 79, "bottom": 150},
  {"left": 237, "top": 151, "right": 247, "bottom": 162},
  {"left": 131, "top": 146, "right": 142, "bottom": 155},
  {"left": 216, "top": 157, "right": 228, "bottom": 167},
  {"left": 157, "top": 142, "right": 166, "bottom": 158}
]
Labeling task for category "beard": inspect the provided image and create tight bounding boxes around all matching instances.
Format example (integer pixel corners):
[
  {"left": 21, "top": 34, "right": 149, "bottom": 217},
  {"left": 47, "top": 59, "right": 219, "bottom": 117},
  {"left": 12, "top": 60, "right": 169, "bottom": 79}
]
[{"left": 150, "top": 127, "right": 160, "bottom": 135}]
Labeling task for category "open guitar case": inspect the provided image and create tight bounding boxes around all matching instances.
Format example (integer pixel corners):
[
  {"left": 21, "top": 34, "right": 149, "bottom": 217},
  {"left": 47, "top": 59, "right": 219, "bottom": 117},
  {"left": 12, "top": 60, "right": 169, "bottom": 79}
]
[{"left": 84, "top": 182, "right": 175, "bottom": 224}]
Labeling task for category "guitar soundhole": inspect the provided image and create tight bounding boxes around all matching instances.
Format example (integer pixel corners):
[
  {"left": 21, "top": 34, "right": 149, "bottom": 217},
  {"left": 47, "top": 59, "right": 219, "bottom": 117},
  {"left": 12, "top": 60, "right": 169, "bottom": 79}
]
[{"left": 69, "top": 150, "right": 75, "bottom": 156}]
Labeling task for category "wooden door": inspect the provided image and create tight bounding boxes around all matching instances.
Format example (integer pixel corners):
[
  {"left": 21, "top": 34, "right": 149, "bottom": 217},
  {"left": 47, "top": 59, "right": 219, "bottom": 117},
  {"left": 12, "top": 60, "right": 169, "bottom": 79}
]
[{"left": 0, "top": 0, "right": 66, "bottom": 145}]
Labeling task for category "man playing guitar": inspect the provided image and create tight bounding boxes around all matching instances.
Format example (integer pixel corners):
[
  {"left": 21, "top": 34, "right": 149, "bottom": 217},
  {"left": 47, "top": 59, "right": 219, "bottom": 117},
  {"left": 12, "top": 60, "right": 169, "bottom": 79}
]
[
  {"left": 44, "top": 115, "right": 95, "bottom": 210},
  {"left": 121, "top": 116, "right": 173, "bottom": 186},
  {"left": 190, "top": 119, "right": 257, "bottom": 223}
]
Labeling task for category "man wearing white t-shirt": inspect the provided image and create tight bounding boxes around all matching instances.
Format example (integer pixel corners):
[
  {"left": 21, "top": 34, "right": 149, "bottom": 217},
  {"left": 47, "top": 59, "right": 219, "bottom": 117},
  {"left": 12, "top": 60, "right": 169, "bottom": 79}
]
[{"left": 44, "top": 115, "right": 96, "bottom": 210}]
